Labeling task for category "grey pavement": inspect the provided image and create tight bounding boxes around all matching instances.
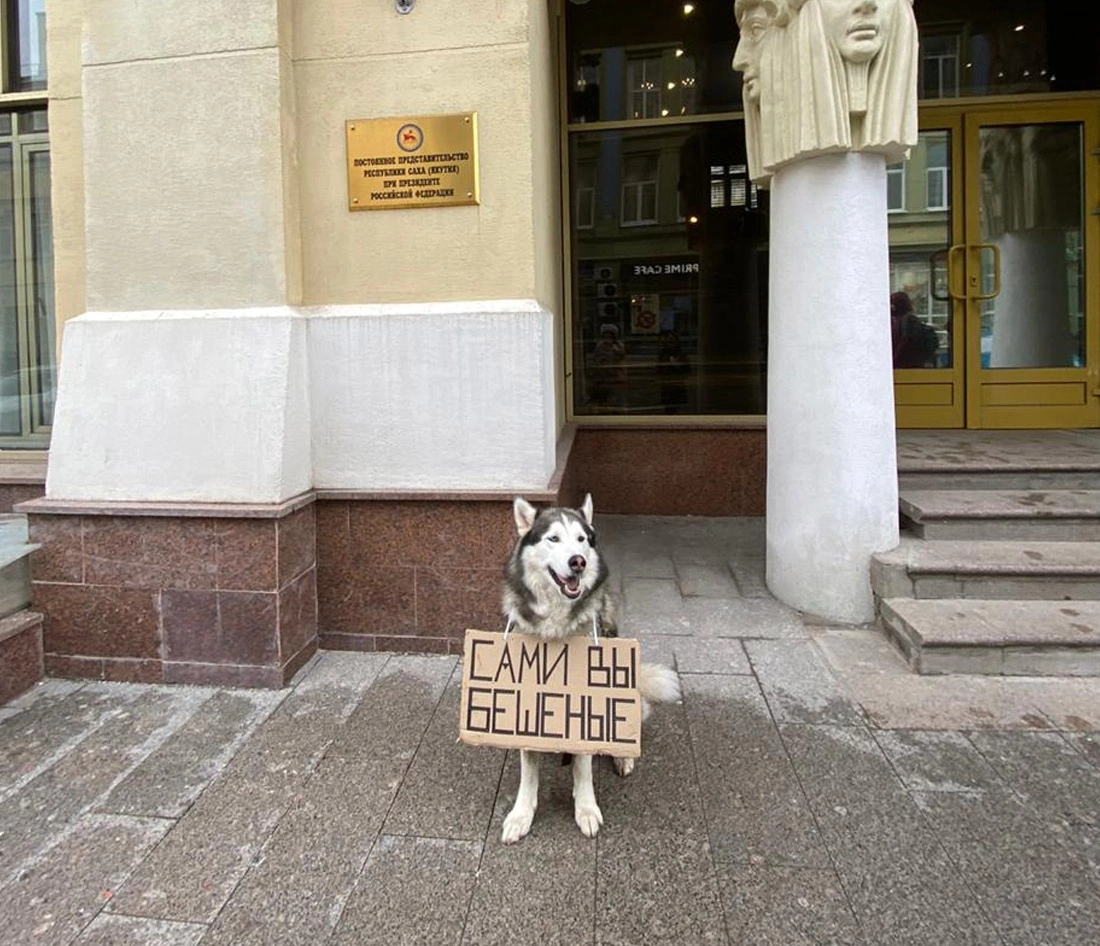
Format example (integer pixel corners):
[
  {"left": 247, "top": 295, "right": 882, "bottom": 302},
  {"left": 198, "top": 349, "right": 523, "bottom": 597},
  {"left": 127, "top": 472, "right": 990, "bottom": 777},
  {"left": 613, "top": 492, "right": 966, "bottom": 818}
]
[{"left": 3, "top": 515, "right": 1100, "bottom": 945}]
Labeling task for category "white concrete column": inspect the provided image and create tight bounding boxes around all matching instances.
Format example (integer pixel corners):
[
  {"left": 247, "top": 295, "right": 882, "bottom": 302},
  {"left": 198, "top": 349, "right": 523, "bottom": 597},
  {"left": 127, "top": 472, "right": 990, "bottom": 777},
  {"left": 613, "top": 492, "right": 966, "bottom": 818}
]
[{"left": 765, "top": 152, "right": 899, "bottom": 622}]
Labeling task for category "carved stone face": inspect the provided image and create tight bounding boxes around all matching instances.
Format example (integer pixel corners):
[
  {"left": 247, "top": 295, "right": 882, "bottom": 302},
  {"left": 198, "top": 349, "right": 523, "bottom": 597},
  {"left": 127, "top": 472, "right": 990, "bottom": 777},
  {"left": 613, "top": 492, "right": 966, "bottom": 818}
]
[
  {"left": 733, "top": 0, "right": 778, "bottom": 105},
  {"left": 817, "top": 0, "right": 897, "bottom": 64}
]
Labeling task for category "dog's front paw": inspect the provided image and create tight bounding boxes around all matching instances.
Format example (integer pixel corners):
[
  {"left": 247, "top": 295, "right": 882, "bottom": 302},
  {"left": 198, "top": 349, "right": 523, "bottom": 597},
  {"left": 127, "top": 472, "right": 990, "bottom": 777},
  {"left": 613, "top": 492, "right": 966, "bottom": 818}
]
[
  {"left": 612, "top": 756, "right": 635, "bottom": 778},
  {"left": 501, "top": 805, "right": 535, "bottom": 844},
  {"left": 574, "top": 802, "right": 604, "bottom": 838}
]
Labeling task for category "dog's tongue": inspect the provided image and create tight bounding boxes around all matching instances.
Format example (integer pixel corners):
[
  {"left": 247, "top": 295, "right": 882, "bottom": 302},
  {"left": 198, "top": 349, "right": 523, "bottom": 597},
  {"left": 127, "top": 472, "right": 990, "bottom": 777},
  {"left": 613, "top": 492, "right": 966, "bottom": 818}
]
[{"left": 564, "top": 575, "right": 580, "bottom": 593}]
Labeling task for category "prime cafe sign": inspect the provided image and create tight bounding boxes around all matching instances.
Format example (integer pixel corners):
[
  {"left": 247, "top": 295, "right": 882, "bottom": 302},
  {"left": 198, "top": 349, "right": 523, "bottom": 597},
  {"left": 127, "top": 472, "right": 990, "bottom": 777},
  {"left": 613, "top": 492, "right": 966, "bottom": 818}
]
[{"left": 458, "top": 629, "right": 642, "bottom": 758}]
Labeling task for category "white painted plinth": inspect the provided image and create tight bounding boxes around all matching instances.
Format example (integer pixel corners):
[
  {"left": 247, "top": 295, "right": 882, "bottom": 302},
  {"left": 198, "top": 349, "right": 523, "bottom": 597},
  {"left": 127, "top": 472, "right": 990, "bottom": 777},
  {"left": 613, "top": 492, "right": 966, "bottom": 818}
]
[
  {"left": 47, "top": 308, "right": 312, "bottom": 504},
  {"left": 766, "top": 152, "right": 899, "bottom": 623},
  {"left": 45, "top": 300, "right": 558, "bottom": 504},
  {"left": 308, "top": 300, "right": 556, "bottom": 491}
]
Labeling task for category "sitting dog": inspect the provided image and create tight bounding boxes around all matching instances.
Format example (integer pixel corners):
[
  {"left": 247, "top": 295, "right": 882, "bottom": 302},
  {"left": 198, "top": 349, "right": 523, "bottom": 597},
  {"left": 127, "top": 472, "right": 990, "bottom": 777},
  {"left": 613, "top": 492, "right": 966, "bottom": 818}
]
[{"left": 499, "top": 494, "right": 681, "bottom": 843}]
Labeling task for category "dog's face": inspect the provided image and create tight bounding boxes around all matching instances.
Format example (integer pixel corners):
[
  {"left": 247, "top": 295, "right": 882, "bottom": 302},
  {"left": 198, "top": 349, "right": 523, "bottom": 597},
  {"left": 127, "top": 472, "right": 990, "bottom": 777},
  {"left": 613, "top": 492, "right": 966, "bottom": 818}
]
[{"left": 512, "top": 494, "right": 600, "bottom": 601}]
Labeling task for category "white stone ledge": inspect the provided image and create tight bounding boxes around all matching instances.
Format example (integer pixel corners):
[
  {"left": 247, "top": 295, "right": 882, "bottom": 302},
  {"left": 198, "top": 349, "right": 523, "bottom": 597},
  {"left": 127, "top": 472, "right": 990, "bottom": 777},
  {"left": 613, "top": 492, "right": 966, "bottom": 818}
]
[{"left": 46, "top": 301, "right": 558, "bottom": 503}]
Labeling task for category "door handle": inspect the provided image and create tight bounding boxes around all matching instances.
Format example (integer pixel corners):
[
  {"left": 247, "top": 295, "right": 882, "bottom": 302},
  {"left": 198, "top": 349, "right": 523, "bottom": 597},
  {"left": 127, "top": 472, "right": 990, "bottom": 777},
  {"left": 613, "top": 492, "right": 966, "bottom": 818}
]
[
  {"left": 971, "top": 243, "right": 1001, "bottom": 300},
  {"left": 946, "top": 244, "right": 968, "bottom": 300}
]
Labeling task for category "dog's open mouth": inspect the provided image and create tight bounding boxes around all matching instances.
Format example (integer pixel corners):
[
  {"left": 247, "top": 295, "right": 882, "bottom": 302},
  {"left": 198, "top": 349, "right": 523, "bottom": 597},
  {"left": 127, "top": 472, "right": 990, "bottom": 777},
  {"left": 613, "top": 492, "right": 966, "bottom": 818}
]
[{"left": 548, "top": 567, "right": 583, "bottom": 599}]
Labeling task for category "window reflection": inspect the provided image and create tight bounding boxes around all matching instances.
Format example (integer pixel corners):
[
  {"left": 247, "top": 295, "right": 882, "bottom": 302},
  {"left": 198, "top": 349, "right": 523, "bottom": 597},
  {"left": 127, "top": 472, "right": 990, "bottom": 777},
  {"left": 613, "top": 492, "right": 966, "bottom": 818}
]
[
  {"left": 887, "top": 131, "right": 953, "bottom": 370},
  {"left": 567, "top": 1, "right": 740, "bottom": 123},
  {"left": 571, "top": 123, "right": 768, "bottom": 416},
  {"left": 917, "top": 0, "right": 1100, "bottom": 100},
  {"left": 566, "top": 1, "right": 1100, "bottom": 126},
  {"left": 9, "top": 0, "right": 48, "bottom": 92}
]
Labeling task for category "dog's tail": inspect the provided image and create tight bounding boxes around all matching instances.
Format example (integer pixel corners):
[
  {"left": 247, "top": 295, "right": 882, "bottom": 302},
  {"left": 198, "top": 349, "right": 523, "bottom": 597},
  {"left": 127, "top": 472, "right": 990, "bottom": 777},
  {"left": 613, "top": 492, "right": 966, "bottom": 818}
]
[{"left": 638, "top": 662, "right": 681, "bottom": 720}]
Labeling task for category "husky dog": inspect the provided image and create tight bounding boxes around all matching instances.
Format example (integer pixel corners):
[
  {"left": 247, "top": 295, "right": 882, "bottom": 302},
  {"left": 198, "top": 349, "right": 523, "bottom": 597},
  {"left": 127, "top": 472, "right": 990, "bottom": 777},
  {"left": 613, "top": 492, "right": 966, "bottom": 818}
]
[{"left": 499, "top": 494, "right": 681, "bottom": 843}]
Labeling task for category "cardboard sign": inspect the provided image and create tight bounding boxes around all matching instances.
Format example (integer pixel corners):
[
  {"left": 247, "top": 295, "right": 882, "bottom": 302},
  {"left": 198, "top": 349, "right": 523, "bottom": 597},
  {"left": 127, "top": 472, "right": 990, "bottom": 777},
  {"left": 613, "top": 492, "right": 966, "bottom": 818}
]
[{"left": 458, "top": 629, "right": 642, "bottom": 758}]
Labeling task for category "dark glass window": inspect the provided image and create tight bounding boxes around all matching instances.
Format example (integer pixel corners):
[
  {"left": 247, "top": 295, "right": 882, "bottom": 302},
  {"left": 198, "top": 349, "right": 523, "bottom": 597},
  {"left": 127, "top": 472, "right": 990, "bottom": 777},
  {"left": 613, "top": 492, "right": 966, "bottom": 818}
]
[
  {"left": 566, "top": 0, "right": 740, "bottom": 123},
  {"left": 916, "top": 0, "right": 1100, "bottom": 100},
  {"left": 7, "top": 0, "right": 48, "bottom": 92},
  {"left": 570, "top": 123, "right": 768, "bottom": 416}
]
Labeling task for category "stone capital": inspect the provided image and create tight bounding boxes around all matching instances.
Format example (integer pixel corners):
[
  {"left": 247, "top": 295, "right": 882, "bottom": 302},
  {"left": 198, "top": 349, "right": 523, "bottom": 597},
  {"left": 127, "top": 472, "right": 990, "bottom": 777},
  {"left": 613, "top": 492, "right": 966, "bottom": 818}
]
[{"left": 734, "top": 0, "right": 919, "bottom": 184}]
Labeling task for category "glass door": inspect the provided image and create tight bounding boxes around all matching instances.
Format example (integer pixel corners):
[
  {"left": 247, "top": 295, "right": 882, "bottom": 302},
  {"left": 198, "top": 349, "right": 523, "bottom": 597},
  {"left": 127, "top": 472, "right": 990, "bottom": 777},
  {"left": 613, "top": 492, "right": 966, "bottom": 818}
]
[
  {"left": 893, "top": 98, "right": 1100, "bottom": 429},
  {"left": 965, "top": 101, "right": 1099, "bottom": 428},
  {"left": 890, "top": 115, "right": 965, "bottom": 427}
]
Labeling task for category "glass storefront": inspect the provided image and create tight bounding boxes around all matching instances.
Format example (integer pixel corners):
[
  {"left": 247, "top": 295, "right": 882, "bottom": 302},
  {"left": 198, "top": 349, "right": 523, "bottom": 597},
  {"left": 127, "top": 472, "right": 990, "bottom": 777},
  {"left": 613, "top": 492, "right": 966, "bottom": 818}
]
[
  {"left": 564, "top": 0, "right": 1100, "bottom": 424},
  {"left": 1, "top": 0, "right": 54, "bottom": 448}
]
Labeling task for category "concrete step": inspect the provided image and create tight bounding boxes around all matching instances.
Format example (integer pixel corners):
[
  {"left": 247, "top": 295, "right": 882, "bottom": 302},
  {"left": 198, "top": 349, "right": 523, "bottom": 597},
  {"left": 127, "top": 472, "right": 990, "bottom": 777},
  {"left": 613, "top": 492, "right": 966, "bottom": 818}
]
[
  {"left": 872, "top": 537, "right": 1100, "bottom": 601},
  {"left": 0, "top": 610, "right": 44, "bottom": 705},
  {"left": 880, "top": 597, "right": 1100, "bottom": 677},
  {"left": 899, "top": 469, "right": 1100, "bottom": 492},
  {"left": 900, "top": 489, "right": 1100, "bottom": 541},
  {"left": 0, "top": 514, "right": 38, "bottom": 621}
]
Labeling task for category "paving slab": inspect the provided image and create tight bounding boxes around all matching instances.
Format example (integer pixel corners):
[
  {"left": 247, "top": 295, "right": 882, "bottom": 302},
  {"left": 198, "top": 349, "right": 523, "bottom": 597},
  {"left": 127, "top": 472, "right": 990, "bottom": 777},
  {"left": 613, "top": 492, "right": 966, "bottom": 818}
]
[
  {"left": 99, "top": 688, "right": 284, "bottom": 818},
  {"left": 871, "top": 729, "right": 1003, "bottom": 794},
  {"left": 841, "top": 672, "right": 1054, "bottom": 731},
  {"left": 682, "top": 597, "right": 807, "bottom": 639},
  {"left": 912, "top": 789, "right": 1100, "bottom": 946},
  {"left": 666, "top": 636, "right": 750, "bottom": 674},
  {"left": 779, "top": 724, "right": 1002, "bottom": 946},
  {"left": 965, "top": 730, "right": 1100, "bottom": 826},
  {"left": 676, "top": 563, "right": 740, "bottom": 599},
  {"left": 0, "top": 814, "right": 170, "bottom": 946},
  {"left": 109, "top": 654, "right": 393, "bottom": 924},
  {"left": 744, "top": 639, "right": 865, "bottom": 726},
  {"left": 383, "top": 674, "right": 505, "bottom": 840},
  {"left": 596, "top": 829, "right": 727, "bottom": 946},
  {"left": 681, "top": 674, "right": 829, "bottom": 869},
  {"left": 1016, "top": 676, "right": 1100, "bottom": 730},
  {"left": 621, "top": 578, "right": 686, "bottom": 634},
  {"left": 73, "top": 915, "right": 207, "bottom": 946},
  {"left": 0, "top": 687, "right": 202, "bottom": 882},
  {"left": 896, "top": 429, "right": 1100, "bottom": 472},
  {"left": 208, "top": 654, "right": 454, "bottom": 946},
  {"left": 597, "top": 693, "right": 707, "bottom": 837},
  {"left": 462, "top": 753, "right": 596, "bottom": 946},
  {"left": 810, "top": 627, "right": 910, "bottom": 676},
  {"left": 594, "top": 698, "right": 727, "bottom": 945},
  {"left": 619, "top": 551, "right": 677, "bottom": 580},
  {"left": 1065, "top": 731, "right": 1100, "bottom": 768},
  {"left": 727, "top": 556, "right": 770, "bottom": 598},
  {"left": 330, "top": 836, "right": 481, "bottom": 946},
  {"left": 671, "top": 539, "right": 735, "bottom": 566},
  {"left": 717, "top": 865, "right": 865, "bottom": 946},
  {"left": 0, "top": 682, "right": 146, "bottom": 800}
]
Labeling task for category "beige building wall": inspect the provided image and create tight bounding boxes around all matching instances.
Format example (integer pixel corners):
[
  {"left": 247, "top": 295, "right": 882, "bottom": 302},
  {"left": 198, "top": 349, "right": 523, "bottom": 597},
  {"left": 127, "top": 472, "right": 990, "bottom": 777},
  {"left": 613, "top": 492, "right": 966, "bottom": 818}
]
[
  {"left": 80, "top": 0, "right": 297, "bottom": 311},
  {"left": 48, "top": 0, "right": 566, "bottom": 318},
  {"left": 42, "top": 1, "right": 566, "bottom": 498},
  {"left": 294, "top": 0, "right": 564, "bottom": 310},
  {"left": 46, "top": 0, "right": 85, "bottom": 330}
]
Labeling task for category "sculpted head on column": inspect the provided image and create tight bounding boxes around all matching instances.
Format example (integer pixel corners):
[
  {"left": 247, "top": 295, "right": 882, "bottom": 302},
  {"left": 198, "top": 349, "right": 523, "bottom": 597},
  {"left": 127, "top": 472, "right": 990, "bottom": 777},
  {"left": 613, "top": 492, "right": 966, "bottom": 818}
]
[
  {"left": 735, "top": 0, "right": 918, "bottom": 183},
  {"left": 733, "top": 0, "right": 783, "bottom": 183}
]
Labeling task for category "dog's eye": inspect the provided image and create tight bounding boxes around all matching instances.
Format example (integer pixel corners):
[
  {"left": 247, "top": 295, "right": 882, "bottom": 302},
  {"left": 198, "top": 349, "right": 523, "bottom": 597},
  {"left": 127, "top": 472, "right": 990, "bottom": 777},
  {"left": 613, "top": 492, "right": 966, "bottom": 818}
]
[
  {"left": 576, "top": 535, "right": 587, "bottom": 544},
  {"left": 548, "top": 535, "right": 560, "bottom": 543}
]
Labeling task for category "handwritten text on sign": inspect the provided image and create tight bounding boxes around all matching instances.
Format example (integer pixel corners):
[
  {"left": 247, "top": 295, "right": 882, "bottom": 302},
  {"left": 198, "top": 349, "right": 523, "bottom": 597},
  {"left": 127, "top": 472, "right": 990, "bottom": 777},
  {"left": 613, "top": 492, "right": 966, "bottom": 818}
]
[{"left": 458, "top": 629, "right": 641, "bottom": 758}]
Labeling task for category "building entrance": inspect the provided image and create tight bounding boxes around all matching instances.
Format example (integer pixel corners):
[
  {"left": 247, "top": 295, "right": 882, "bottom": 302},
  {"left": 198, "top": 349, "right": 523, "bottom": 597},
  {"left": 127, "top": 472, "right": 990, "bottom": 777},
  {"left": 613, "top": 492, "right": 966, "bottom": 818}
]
[{"left": 892, "top": 98, "right": 1100, "bottom": 428}]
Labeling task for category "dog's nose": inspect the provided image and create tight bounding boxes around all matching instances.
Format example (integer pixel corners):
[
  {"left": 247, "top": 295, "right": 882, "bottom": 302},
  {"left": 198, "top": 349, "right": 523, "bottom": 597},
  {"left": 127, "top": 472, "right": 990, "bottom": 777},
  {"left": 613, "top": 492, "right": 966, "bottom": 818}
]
[{"left": 569, "top": 555, "right": 586, "bottom": 574}]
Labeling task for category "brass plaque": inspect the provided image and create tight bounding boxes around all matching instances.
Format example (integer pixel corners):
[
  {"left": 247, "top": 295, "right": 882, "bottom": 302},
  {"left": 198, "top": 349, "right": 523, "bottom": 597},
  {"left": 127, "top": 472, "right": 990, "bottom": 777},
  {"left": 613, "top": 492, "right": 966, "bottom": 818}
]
[{"left": 346, "top": 112, "right": 479, "bottom": 211}]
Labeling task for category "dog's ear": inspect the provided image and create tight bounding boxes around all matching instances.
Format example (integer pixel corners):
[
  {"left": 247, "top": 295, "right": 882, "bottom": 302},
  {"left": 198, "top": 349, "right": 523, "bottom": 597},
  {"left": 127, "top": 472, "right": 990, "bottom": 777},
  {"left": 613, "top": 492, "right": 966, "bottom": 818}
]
[
  {"left": 580, "top": 493, "right": 594, "bottom": 526},
  {"left": 513, "top": 497, "right": 538, "bottom": 537}
]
